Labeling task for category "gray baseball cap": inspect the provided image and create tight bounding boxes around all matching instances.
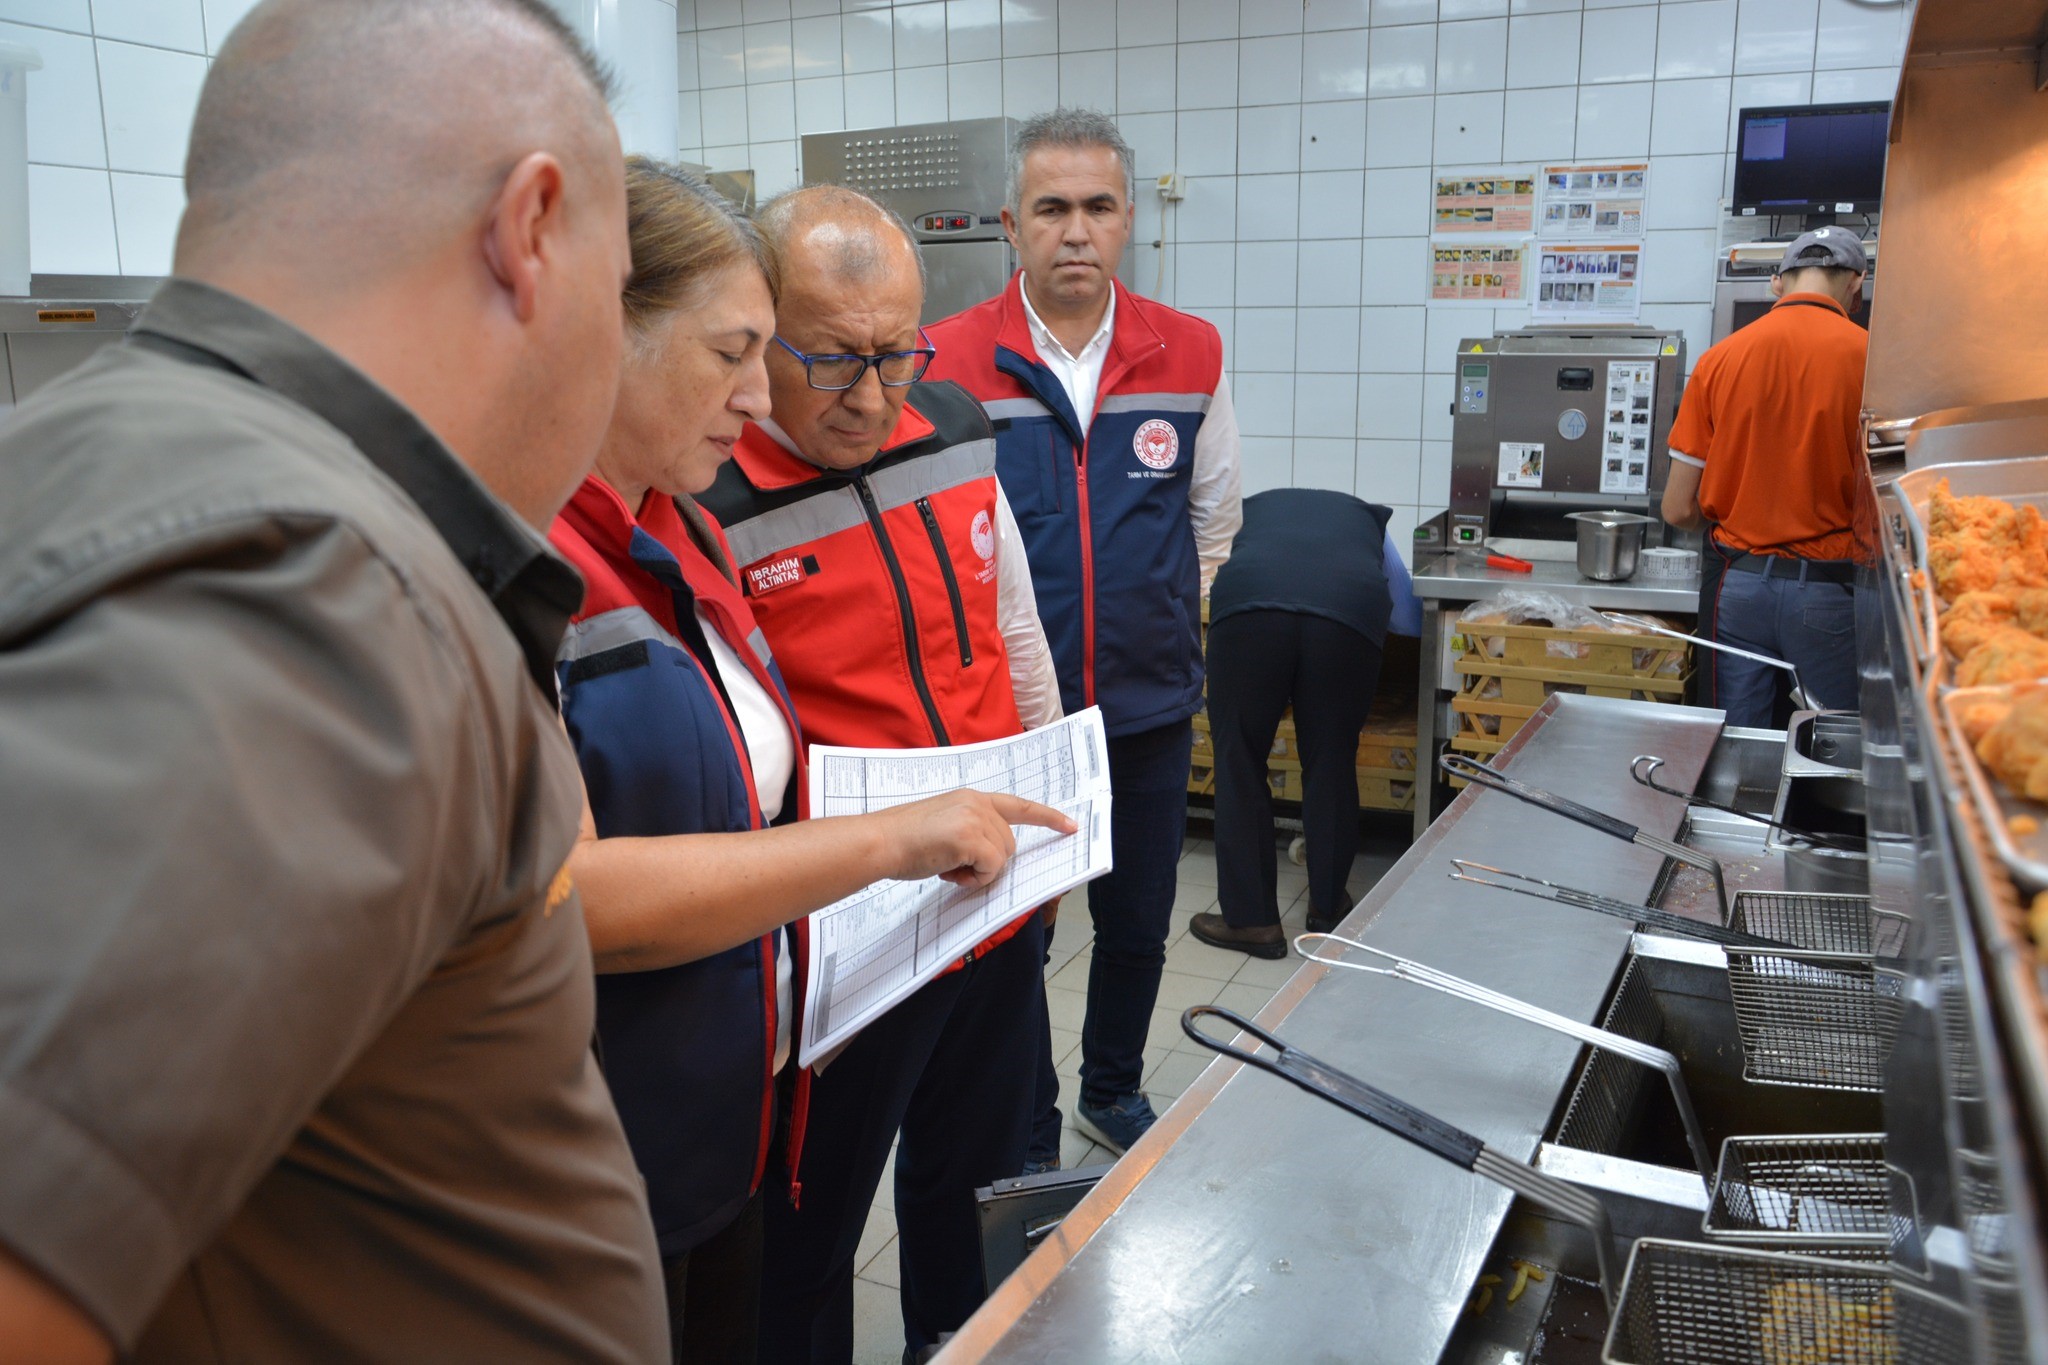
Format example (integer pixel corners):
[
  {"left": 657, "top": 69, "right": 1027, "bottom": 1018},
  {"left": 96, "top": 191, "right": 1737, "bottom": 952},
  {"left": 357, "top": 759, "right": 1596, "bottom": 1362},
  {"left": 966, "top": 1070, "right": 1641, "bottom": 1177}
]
[{"left": 1777, "top": 225, "right": 1868, "bottom": 274}]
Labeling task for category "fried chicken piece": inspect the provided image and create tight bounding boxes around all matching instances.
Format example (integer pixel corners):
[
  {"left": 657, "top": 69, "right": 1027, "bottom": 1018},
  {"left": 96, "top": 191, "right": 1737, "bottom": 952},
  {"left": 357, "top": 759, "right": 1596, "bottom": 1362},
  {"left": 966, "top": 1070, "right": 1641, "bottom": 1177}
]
[
  {"left": 2031, "top": 891, "right": 2048, "bottom": 946},
  {"left": 1956, "top": 629, "right": 2048, "bottom": 687},
  {"left": 1977, "top": 683, "right": 2048, "bottom": 800},
  {"left": 1943, "top": 591, "right": 2018, "bottom": 658},
  {"left": 1930, "top": 478, "right": 2024, "bottom": 542},
  {"left": 1924, "top": 481, "right": 2048, "bottom": 600},
  {"left": 1959, "top": 696, "right": 2015, "bottom": 746},
  {"left": 1929, "top": 535, "right": 2006, "bottom": 599},
  {"left": 2012, "top": 587, "right": 2048, "bottom": 637}
]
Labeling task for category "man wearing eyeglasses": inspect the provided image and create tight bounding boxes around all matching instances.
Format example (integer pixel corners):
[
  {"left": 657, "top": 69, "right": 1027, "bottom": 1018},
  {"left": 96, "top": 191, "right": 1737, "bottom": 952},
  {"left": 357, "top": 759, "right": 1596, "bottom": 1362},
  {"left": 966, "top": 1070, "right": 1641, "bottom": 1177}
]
[{"left": 699, "top": 183, "right": 1060, "bottom": 1364}]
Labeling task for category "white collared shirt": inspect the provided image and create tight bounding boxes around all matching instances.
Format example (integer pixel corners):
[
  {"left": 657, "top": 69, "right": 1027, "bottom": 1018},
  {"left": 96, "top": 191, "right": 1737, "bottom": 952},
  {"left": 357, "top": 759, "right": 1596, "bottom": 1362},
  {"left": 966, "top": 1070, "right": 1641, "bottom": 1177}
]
[{"left": 1016, "top": 277, "right": 1243, "bottom": 591}]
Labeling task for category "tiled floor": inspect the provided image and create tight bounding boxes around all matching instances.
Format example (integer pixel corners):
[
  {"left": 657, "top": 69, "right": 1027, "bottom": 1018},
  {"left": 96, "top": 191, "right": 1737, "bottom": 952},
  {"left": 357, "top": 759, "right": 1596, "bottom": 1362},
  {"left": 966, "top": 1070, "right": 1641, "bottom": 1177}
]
[{"left": 850, "top": 824, "right": 1410, "bottom": 1364}]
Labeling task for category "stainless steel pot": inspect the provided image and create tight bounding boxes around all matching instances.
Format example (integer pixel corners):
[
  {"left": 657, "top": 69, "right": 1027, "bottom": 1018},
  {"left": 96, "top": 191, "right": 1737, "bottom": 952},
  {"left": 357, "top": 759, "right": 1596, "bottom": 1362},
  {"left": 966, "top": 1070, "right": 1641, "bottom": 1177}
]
[{"left": 1567, "top": 510, "right": 1657, "bottom": 581}]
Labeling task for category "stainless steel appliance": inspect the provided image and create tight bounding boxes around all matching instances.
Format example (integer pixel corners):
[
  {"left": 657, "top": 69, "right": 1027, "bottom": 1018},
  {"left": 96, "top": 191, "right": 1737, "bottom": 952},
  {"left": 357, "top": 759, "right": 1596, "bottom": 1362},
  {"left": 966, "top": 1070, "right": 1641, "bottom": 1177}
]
[
  {"left": 801, "top": 118, "right": 1018, "bottom": 325},
  {"left": 0, "top": 275, "right": 155, "bottom": 422},
  {"left": 1446, "top": 328, "right": 1687, "bottom": 556},
  {"left": 1712, "top": 239, "right": 1878, "bottom": 344}
]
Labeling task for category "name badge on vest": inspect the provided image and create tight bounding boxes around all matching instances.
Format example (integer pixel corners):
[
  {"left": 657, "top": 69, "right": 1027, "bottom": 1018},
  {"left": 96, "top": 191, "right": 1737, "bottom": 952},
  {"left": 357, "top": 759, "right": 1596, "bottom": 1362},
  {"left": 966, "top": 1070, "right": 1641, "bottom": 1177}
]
[{"left": 744, "top": 553, "right": 818, "bottom": 597}]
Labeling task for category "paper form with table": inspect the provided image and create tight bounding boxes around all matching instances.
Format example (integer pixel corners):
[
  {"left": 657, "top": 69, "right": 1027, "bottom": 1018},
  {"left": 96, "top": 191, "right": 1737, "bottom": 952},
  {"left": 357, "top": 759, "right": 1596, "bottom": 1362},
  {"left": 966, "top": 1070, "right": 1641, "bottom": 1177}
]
[{"left": 797, "top": 707, "right": 1115, "bottom": 1066}]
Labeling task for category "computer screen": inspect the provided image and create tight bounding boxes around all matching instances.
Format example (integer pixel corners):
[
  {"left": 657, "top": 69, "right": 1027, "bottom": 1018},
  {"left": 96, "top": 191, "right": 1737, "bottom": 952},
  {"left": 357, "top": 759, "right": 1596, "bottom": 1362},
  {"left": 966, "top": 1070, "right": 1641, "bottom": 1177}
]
[{"left": 1732, "top": 101, "right": 1891, "bottom": 218}]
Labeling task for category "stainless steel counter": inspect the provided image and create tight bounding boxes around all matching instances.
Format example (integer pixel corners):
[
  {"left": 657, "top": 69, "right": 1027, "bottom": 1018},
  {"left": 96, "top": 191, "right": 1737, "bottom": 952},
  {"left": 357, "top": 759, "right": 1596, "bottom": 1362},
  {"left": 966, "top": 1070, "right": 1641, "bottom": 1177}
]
[
  {"left": 1409, "top": 551, "right": 1702, "bottom": 839},
  {"left": 939, "top": 694, "right": 1726, "bottom": 1365}
]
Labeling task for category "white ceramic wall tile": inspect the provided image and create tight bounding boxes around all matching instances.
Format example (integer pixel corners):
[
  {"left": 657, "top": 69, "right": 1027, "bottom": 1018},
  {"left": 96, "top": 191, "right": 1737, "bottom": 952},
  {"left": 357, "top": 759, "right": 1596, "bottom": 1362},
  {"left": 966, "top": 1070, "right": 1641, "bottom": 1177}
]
[
  {"left": 1177, "top": 39, "right": 1237, "bottom": 108},
  {"left": 839, "top": 8, "right": 891, "bottom": 72},
  {"left": 1239, "top": 435, "right": 1295, "bottom": 493},
  {"left": 1119, "top": 0, "right": 1176, "bottom": 46},
  {"left": 1297, "top": 169, "right": 1363, "bottom": 234},
  {"left": 791, "top": 15, "right": 842, "bottom": 75},
  {"left": 1004, "top": 53, "right": 1060, "bottom": 114},
  {"left": 1297, "top": 236, "right": 1364, "bottom": 301},
  {"left": 1240, "top": 0, "right": 1303, "bottom": 36},
  {"left": 1814, "top": 0, "right": 1904, "bottom": 71},
  {"left": 701, "top": 25, "right": 748, "bottom": 83},
  {"left": 1421, "top": 305, "right": 1475, "bottom": 373},
  {"left": 0, "top": 0, "right": 88, "bottom": 30},
  {"left": 1, "top": 19, "right": 101, "bottom": 168},
  {"left": 1649, "top": 75, "right": 1729, "bottom": 156},
  {"left": 1174, "top": 240, "right": 1236, "bottom": 305},
  {"left": 1059, "top": 49, "right": 1116, "bottom": 103},
  {"left": 1432, "top": 90, "right": 1502, "bottom": 163},
  {"left": 1355, "top": 438, "right": 1419, "bottom": 503},
  {"left": 679, "top": 91, "right": 705, "bottom": 145},
  {"left": 895, "top": 2, "right": 946, "bottom": 67},
  {"left": 93, "top": 0, "right": 204, "bottom": 52},
  {"left": 1175, "top": 107, "right": 1238, "bottom": 174},
  {"left": 1002, "top": 0, "right": 1058, "bottom": 55},
  {"left": 1358, "top": 304, "right": 1424, "bottom": 373},
  {"left": 1417, "top": 438, "right": 1451, "bottom": 504},
  {"left": 1578, "top": 3, "right": 1656, "bottom": 83},
  {"left": 1360, "top": 164, "right": 1426, "bottom": 235},
  {"left": 1239, "top": 102, "right": 1301, "bottom": 172},
  {"left": 1419, "top": 370, "right": 1453, "bottom": 438},
  {"left": 790, "top": 0, "right": 835, "bottom": 16},
  {"left": 1118, "top": 109, "right": 1176, "bottom": 173},
  {"left": 699, "top": 0, "right": 741, "bottom": 22},
  {"left": 1235, "top": 239, "right": 1298, "bottom": 306},
  {"left": 1727, "top": 70, "right": 1808, "bottom": 147},
  {"left": 1292, "top": 436, "right": 1356, "bottom": 490},
  {"left": 1178, "top": 0, "right": 1237, "bottom": 42},
  {"left": 677, "top": 0, "right": 701, "bottom": 24},
  {"left": 1370, "top": 0, "right": 1437, "bottom": 26},
  {"left": 1302, "top": 26, "right": 1370, "bottom": 101},
  {"left": 794, "top": 75, "right": 843, "bottom": 132},
  {"left": 1638, "top": 303, "right": 1713, "bottom": 370},
  {"left": 1642, "top": 151, "right": 1724, "bottom": 229},
  {"left": 1509, "top": 0, "right": 1580, "bottom": 13},
  {"left": 745, "top": 20, "right": 794, "bottom": 80},
  {"left": 1506, "top": 10, "right": 1578, "bottom": 87},
  {"left": 1362, "top": 93, "right": 1433, "bottom": 166},
  {"left": 949, "top": 59, "right": 1002, "bottom": 116},
  {"left": 1358, "top": 235, "right": 1426, "bottom": 304},
  {"left": 1176, "top": 175, "right": 1237, "bottom": 238},
  {"left": 1809, "top": 66, "right": 1895, "bottom": 102},
  {"left": 753, "top": 137, "right": 801, "bottom": 190},
  {"left": 1296, "top": 308, "right": 1361, "bottom": 372},
  {"left": 1655, "top": 0, "right": 1735, "bottom": 79},
  {"left": 1117, "top": 42, "right": 1176, "bottom": 111},
  {"left": 1233, "top": 307, "right": 1296, "bottom": 369},
  {"left": 1238, "top": 33, "right": 1302, "bottom": 104},
  {"left": 1435, "top": 18, "right": 1506, "bottom": 93},
  {"left": 1638, "top": 226, "right": 1717, "bottom": 303},
  {"left": 1240, "top": 174, "right": 1302, "bottom": 244},
  {"left": 1304, "top": 0, "right": 1370, "bottom": 31},
  {"left": 701, "top": 85, "right": 750, "bottom": 142},
  {"left": 747, "top": 79, "right": 798, "bottom": 140},
  {"left": 844, "top": 69, "right": 895, "bottom": 124},
  {"left": 1442, "top": 0, "right": 1508, "bottom": 19},
  {"left": 1356, "top": 371, "right": 1423, "bottom": 439},
  {"left": 1574, "top": 79, "right": 1652, "bottom": 158},
  {"left": 199, "top": 0, "right": 258, "bottom": 49},
  {"left": 701, "top": 141, "right": 748, "bottom": 171},
  {"left": 1059, "top": 0, "right": 1116, "bottom": 50},
  {"left": 678, "top": 31, "right": 702, "bottom": 88},
  {"left": 26, "top": 163, "right": 116, "bottom": 272},
  {"left": 1733, "top": 0, "right": 1815, "bottom": 74},
  {"left": 744, "top": 0, "right": 791, "bottom": 21},
  {"left": 96, "top": 41, "right": 204, "bottom": 176},
  {"left": 949, "top": 0, "right": 1003, "bottom": 62},
  {"left": 895, "top": 64, "right": 948, "bottom": 120},
  {"left": 1366, "top": 21, "right": 1433, "bottom": 95},
  {"left": 1233, "top": 371, "right": 1295, "bottom": 434},
  {"left": 1501, "top": 84, "right": 1577, "bottom": 161},
  {"left": 1300, "top": 99, "right": 1366, "bottom": 168}
]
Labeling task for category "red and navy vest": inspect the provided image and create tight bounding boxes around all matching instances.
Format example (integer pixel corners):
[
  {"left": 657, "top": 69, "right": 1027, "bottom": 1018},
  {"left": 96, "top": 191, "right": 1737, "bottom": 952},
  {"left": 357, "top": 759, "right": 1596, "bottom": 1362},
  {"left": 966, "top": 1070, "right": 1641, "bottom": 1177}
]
[
  {"left": 926, "top": 275, "right": 1222, "bottom": 738},
  {"left": 550, "top": 477, "right": 811, "bottom": 1255}
]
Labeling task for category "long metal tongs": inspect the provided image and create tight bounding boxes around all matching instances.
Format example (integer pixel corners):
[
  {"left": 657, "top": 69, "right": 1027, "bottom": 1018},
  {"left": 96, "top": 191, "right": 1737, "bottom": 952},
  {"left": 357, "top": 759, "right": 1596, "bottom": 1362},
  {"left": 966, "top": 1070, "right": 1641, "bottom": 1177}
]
[
  {"left": 1447, "top": 859, "right": 1782, "bottom": 951},
  {"left": 1180, "top": 1005, "right": 1621, "bottom": 1307},
  {"left": 1596, "top": 611, "right": 1816, "bottom": 712},
  {"left": 1628, "top": 754, "right": 1863, "bottom": 852},
  {"left": 1439, "top": 752, "right": 1730, "bottom": 922},
  {"left": 1294, "top": 932, "right": 1714, "bottom": 1183}
]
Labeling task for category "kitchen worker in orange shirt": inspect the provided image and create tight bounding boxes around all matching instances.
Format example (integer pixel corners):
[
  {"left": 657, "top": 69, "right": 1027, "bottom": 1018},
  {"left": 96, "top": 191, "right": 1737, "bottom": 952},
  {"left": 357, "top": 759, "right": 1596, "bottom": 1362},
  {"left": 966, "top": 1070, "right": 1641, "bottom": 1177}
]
[{"left": 1661, "top": 226, "right": 1869, "bottom": 727}]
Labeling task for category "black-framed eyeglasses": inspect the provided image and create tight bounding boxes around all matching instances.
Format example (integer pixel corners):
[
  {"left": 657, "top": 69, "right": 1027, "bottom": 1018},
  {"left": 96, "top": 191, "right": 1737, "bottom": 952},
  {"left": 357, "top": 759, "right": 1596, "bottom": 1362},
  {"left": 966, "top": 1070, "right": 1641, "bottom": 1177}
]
[{"left": 773, "top": 330, "right": 936, "bottom": 391}]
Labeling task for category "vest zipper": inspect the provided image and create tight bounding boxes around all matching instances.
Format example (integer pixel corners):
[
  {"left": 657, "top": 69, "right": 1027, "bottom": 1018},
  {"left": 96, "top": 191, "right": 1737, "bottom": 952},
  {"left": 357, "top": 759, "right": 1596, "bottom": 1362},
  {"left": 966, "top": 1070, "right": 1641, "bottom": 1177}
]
[
  {"left": 915, "top": 496, "right": 973, "bottom": 670},
  {"left": 853, "top": 473, "right": 951, "bottom": 746}
]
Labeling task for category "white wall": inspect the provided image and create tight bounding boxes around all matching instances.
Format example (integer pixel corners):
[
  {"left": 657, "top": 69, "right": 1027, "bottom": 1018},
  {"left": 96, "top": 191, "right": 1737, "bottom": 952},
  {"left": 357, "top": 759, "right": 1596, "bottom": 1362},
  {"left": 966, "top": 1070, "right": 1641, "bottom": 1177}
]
[
  {"left": 551, "top": 0, "right": 683, "bottom": 159},
  {"left": 678, "top": 0, "right": 1910, "bottom": 548}
]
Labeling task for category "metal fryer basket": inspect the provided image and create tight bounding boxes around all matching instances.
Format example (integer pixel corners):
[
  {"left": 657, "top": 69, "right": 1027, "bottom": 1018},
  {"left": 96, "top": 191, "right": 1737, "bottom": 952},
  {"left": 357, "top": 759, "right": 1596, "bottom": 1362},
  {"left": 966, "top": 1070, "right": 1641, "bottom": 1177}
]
[
  {"left": 1723, "top": 892, "right": 1908, "bottom": 1092},
  {"left": 1603, "top": 1239, "right": 1970, "bottom": 1365},
  {"left": 1702, "top": 1135, "right": 1891, "bottom": 1261}
]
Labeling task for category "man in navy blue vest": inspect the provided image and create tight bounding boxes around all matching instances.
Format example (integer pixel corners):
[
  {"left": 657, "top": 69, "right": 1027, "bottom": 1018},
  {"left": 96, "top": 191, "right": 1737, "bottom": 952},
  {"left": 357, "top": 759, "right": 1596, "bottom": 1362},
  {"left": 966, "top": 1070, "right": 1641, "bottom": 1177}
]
[{"left": 926, "top": 110, "right": 1243, "bottom": 1159}]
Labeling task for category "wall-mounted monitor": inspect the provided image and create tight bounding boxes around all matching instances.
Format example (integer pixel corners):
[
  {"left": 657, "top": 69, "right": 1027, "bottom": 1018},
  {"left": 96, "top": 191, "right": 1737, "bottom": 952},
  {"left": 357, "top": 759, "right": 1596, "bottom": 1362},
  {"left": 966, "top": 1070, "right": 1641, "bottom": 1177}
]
[{"left": 1731, "top": 101, "right": 1892, "bottom": 227}]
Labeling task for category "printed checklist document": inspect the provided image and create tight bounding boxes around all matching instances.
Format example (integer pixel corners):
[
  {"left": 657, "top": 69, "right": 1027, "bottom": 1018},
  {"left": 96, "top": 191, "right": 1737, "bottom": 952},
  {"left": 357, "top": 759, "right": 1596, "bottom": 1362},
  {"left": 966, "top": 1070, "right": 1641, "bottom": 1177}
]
[{"left": 798, "top": 707, "right": 1114, "bottom": 1066}]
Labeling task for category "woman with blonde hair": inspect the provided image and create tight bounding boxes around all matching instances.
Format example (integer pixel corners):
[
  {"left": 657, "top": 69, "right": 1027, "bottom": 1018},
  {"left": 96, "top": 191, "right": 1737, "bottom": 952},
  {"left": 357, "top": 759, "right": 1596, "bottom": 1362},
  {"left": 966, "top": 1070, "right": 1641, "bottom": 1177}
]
[{"left": 550, "top": 158, "right": 1068, "bottom": 1363}]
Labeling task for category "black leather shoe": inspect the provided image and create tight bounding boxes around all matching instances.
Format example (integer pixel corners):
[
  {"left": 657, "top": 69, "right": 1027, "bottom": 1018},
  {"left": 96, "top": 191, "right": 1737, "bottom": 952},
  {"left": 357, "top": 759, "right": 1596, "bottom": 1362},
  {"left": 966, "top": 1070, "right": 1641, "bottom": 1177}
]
[
  {"left": 1189, "top": 912, "right": 1288, "bottom": 959},
  {"left": 1306, "top": 909, "right": 1340, "bottom": 935}
]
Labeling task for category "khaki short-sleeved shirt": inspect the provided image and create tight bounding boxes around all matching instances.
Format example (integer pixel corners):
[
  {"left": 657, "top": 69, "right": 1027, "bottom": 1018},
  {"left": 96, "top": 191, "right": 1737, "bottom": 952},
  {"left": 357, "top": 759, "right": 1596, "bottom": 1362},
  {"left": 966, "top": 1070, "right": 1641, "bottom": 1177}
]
[{"left": 0, "top": 280, "right": 667, "bottom": 1362}]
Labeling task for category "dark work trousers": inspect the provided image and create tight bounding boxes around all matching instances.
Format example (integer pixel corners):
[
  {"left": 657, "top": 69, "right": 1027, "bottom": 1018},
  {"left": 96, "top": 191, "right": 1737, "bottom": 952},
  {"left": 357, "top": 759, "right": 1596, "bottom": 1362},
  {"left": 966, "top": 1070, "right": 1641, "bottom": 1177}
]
[
  {"left": 1076, "top": 719, "right": 1195, "bottom": 1108},
  {"left": 665, "top": 1188, "right": 764, "bottom": 1364},
  {"left": 758, "top": 912, "right": 1044, "bottom": 1365},
  {"left": 1207, "top": 611, "right": 1383, "bottom": 928},
  {"left": 1026, "top": 909, "right": 1063, "bottom": 1163},
  {"left": 1698, "top": 538, "right": 1860, "bottom": 729}
]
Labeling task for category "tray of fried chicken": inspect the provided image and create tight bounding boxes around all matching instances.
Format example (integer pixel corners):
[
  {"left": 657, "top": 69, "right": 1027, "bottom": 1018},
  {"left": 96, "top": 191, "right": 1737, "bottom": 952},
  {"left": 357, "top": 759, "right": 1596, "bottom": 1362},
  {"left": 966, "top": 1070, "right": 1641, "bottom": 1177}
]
[
  {"left": 1945, "top": 684, "right": 2048, "bottom": 899},
  {"left": 1896, "top": 460, "right": 2048, "bottom": 686}
]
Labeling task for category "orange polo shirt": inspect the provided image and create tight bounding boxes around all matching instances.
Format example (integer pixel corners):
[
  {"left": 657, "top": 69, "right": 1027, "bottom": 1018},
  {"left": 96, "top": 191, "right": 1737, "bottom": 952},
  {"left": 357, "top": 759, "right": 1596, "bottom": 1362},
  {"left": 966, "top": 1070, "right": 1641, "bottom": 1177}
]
[{"left": 1666, "top": 292, "right": 1867, "bottom": 560}]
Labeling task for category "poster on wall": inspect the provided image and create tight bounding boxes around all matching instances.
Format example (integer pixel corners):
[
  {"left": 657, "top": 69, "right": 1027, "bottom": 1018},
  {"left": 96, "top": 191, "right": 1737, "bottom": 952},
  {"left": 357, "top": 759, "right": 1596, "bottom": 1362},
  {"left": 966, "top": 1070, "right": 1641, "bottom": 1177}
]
[
  {"left": 1433, "top": 172, "right": 1537, "bottom": 234},
  {"left": 1538, "top": 163, "right": 1648, "bottom": 239},
  {"left": 1533, "top": 243, "right": 1642, "bottom": 322},
  {"left": 1428, "top": 244, "right": 1529, "bottom": 306},
  {"left": 1600, "top": 361, "right": 1657, "bottom": 496}
]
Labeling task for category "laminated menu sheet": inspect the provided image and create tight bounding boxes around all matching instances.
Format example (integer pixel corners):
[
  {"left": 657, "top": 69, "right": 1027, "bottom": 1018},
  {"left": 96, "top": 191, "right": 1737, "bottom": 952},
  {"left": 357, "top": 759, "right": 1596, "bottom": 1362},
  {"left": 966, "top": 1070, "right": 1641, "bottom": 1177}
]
[{"left": 798, "top": 707, "right": 1114, "bottom": 1066}]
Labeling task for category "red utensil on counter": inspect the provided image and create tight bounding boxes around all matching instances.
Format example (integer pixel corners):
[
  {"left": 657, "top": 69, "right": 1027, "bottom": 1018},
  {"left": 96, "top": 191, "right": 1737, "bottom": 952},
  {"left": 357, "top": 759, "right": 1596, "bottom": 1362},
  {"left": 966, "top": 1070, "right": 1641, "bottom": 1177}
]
[{"left": 1485, "top": 552, "right": 1533, "bottom": 573}]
